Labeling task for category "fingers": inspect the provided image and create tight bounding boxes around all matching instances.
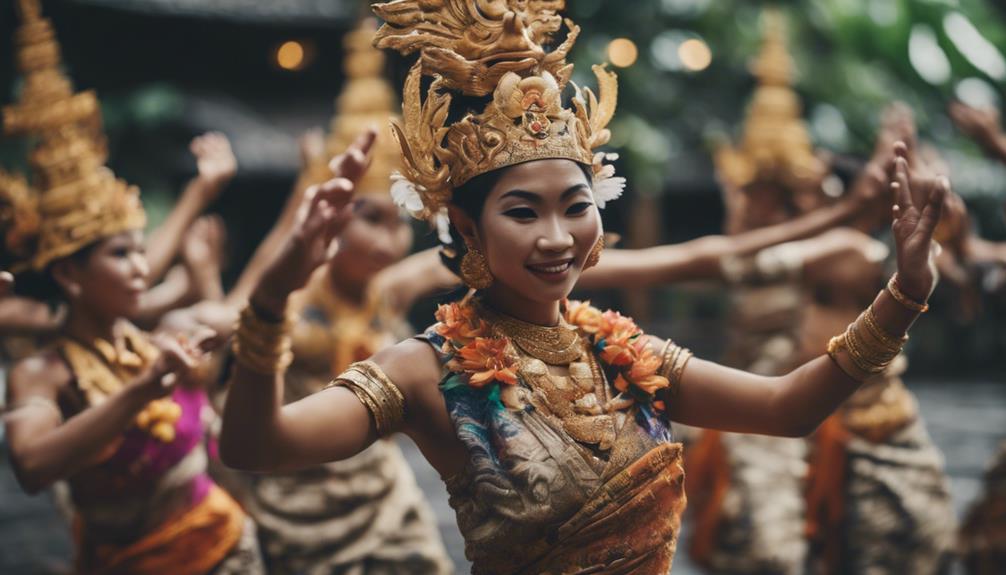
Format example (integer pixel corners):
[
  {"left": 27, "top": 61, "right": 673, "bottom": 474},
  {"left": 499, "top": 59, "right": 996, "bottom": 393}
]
[
  {"left": 891, "top": 153, "right": 914, "bottom": 212},
  {"left": 917, "top": 178, "right": 948, "bottom": 238},
  {"left": 328, "top": 127, "right": 378, "bottom": 181}
]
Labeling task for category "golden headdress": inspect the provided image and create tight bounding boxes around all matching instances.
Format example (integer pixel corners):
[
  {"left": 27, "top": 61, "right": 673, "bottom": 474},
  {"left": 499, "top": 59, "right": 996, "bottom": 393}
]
[
  {"left": 715, "top": 9, "right": 826, "bottom": 191},
  {"left": 302, "top": 18, "right": 402, "bottom": 197},
  {"left": 371, "top": 0, "right": 623, "bottom": 221},
  {"left": 0, "top": 0, "right": 145, "bottom": 272}
]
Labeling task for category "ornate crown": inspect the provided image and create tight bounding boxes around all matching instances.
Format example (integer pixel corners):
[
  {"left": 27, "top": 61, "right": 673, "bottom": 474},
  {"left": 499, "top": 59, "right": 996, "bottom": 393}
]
[
  {"left": 371, "top": 0, "right": 623, "bottom": 221},
  {"left": 0, "top": 0, "right": 145, "bottom": 272},
  {"left": 301, "top": 18, "right": 403, "bottom": 198},
  {"left": 715, "top": 9, "right": 825, "bottom": 191}
]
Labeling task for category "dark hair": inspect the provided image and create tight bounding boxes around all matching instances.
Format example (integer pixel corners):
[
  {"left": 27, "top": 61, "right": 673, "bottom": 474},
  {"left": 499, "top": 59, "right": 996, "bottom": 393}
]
[
  {"left": 438, "top": 161, "right": 593, "bottom": 277},
  {"left": 13, "top": 241, "right": 98, "bottom": 308}
]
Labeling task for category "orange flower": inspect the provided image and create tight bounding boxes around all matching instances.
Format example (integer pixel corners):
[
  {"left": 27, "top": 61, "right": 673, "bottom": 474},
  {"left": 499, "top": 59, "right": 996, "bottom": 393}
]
[
  {"left": 599, "top": 323, "right": 639, "bottom": 366},
  {"left": 627, "top": 338, "right": 669, "bottom": 395},
  {"left": 435, "top": 302, "right": 487, "bottom": 347},
  {"left": 565, "top": 300, "right": 603, "bottom": 334},
  {"left": 448, "top": 337, "right": 518, "bottom": 388},
  {"left": 597, "top": 310, "right": 639, "bottom": 341}
]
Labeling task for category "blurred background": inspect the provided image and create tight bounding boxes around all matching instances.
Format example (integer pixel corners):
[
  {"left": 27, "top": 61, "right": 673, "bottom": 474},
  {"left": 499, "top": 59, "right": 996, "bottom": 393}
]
[{"left": 1, "top": 0, "right": 1005, "bottom": 573}]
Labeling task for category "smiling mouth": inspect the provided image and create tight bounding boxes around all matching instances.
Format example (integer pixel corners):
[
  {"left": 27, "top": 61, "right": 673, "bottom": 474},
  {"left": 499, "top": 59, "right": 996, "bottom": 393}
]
[{"left": 526, "top": 259, "right": 574, "bottom": 275}]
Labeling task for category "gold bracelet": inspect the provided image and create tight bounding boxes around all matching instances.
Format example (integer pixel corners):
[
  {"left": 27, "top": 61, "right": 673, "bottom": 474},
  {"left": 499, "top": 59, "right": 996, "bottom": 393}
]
[
  {"left": 326, "top": 360, "right": 406, "bottom": 436},
  {"left": 233, "top": 304, "right": 293, "bottom": 375},
  {"left": 886, "top": 274, "right": 929, "bottom": 313},
  {"left": 658, "top": 339, "right": 693, "bottom": 397},
  {"left": 845, "top": 320, "right": 893, "bottom": 374},
  {"left": 861, "top": 304, "right": 908, "bottom": 351}
]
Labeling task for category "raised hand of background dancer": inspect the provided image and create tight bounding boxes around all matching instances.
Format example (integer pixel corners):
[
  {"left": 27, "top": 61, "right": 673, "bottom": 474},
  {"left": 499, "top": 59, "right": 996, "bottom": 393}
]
[
  {"left": 182, "top": 215, "right": 227, "bottom": 301},
  {"left": 949, "top": 101, "right": 1006, "bottom": 163},
  {"left": 250, "top": 128, "right": 377, "bottom": 319},
  {"left": 889, "top": 141, "right": 947, "bottom": 303},
  {"left": 191, "top": 131, "right": 238, "bottom": 197}
]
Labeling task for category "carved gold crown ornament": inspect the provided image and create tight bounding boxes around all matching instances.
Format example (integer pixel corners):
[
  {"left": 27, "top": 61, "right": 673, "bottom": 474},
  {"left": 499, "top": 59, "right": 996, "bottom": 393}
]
[
  {"left": 0, "top": 0, "right": 145, "bottom": 272},
  {"left": 371, "top": 0, "right": 625, "bottom": 223},
  {"left": 301, "top": 18, "right": 404, "bottom": 200},
  {"left": 714, "top": 8, "right": 826, "bottom": 192}
]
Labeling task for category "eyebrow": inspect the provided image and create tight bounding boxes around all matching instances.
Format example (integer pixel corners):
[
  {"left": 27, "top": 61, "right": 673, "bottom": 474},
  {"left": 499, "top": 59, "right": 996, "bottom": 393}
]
[{"left": 500, "top": 183, "right": 591, "bottom": 203}]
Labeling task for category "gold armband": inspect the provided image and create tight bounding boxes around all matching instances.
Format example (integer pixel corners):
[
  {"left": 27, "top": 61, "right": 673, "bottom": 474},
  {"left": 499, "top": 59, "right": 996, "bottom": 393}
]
[
  {"left": 233, "top": 303, "right": 293, "bottom": 375},
  {"left": 827, "top": 304, "right": 906, "bottom": 382},
  {"left": 658, "top": 339, "right": 693, "bottom": 397},
  {"left": 886, "top": 274, "right": 929, "bottom": 313},
  {"left": 326, "top": 360, "right": 406, "bottom": 437}
]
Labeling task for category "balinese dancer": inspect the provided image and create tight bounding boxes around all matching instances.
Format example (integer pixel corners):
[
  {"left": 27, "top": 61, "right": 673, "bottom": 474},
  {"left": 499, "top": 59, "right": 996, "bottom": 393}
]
[
  {"left": 220, "top": 2, "right": 946, "bottom": 573},
  {"left": 236, "top": 18, "right": 452, "bottom": 575},
  {"left": 0, "top": 2, "right": 263, "bottom": 573},
  {"left": 686, "top": 13, "right": 830, "bottom": 573}
]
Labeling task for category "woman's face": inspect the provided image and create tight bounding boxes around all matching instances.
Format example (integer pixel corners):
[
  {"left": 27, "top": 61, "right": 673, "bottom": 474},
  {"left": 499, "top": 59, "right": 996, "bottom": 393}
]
[
  {"left": 330, "top": 194, "right": 413, "bottom": 286},
  {"left": 64, "top": 230, "right": 149, "bottom": 318},
  {"left": 468, "top": 159, "right": 601, "bottom": 306}
]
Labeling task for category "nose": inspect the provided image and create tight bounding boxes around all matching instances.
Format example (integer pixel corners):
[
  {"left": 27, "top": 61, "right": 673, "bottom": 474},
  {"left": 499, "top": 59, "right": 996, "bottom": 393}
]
[
  {"left": 131, "top": 251, "right": 150, "bottom": 281},
  {"left": 535, "top": 216, "right": 574, "bottom": 254}
]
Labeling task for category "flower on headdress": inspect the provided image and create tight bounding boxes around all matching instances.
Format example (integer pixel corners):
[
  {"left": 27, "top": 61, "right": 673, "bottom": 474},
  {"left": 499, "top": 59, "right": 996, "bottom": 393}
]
[
  {"left": 435, "top": 301, "right": 488, "bottom": 348},
  {"left": 564, "top": 299, "right": 602, "bottom": 334},
  {"left": 447, "top": 337, "right": 518, "bottom": 388},
  {"left": 390, "top": 171, "right": 426, "bottom": 217},
  {"left": 434, "top": 208, "right": 453, "bottom": 245},
  {"left": 592, "top": 152, "right": 625, "bottom": 209}
]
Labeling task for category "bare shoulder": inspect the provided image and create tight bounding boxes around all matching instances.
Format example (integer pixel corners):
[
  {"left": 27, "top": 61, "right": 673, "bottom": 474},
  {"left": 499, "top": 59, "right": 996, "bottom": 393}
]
[
  {"left": 370, "top": 337, "right": 443, "bottom": 401},
  {"left": 8, "top": 350, "right": 72, "bottom": 401}
]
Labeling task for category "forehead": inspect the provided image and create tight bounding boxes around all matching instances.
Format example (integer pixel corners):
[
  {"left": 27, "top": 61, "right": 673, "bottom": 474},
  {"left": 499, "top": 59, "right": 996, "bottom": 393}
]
[{"left": 489, "top": 159, "right": 589, "bottom": 200}]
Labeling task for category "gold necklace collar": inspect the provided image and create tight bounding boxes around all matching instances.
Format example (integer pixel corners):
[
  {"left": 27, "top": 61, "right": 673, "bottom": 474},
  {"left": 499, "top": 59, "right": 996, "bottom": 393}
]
[{"left": 477, "top": 301, "right": 583, "bottom": 365}]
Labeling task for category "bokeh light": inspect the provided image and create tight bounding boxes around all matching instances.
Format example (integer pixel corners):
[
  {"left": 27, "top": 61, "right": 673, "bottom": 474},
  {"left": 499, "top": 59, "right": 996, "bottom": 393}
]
[
  {"left": 608, "top": 38, "right": 639, "bottom": 68},
  {"left": 276, "top": 41, "right": 306, "bottom": 71},
  {"left": 678, "top": 38, "right": 712, "bottom": 71}
]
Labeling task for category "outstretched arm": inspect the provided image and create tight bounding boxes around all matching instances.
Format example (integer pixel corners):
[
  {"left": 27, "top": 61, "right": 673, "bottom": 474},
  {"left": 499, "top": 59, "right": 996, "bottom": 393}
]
[
  {"left": 4, "top": 339, "right": 201, "bottom": 494},
  {"left": 146, "top": 133, "right": 236, "bottom": 283},
  {"left": 578, "top": 174, "right": 877, "bottom": 289},
  {"left": 666, "top": 143, "right": 945, "bottom": 437}
]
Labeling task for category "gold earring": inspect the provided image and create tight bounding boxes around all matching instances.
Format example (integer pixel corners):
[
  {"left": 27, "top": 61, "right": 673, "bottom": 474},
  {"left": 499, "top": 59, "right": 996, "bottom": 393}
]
[
  {"left": 584, "top": 236, "right": 605, "bottom": 270},
  {"left": 460, "top": 246, "right": 493, "bottom": 289}
]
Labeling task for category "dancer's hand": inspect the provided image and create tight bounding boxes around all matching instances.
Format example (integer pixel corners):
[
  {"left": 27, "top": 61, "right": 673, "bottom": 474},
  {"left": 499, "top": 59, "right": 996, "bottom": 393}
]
[
  {"left": 135, "top": 333, "right": 214, "bottom": 399},
  {"left": 191, "top": 132, "right": 238, "bottom": 194},
  {"left": 251, "top": 128, "right": 377, "bottom": 318},
  {"left": 889, "top": 141, "right": 947, "bottom": 303},
  {"left": 949, "top": 101, "right": 1002, "bottom": 146}
]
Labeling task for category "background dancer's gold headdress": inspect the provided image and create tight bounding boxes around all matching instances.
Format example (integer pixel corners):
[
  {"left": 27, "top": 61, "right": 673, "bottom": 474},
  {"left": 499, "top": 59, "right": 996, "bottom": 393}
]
[
  {"left": 715, "top": 9, "right": 826, "bottom": 191},
  {"left": 302, "top": 18, "right": 402, "bottom": 197},
  {"left": 0, "top": 0, "right": 145, "bottom": 271},
  {"left": 372, "top": 0, "right": 622, "bottom": 220}
]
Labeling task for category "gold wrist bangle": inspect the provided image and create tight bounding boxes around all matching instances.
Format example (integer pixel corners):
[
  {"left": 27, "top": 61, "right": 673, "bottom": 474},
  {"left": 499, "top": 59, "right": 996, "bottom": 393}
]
[
  {"left": 233, "top": 304, "right": 294, "bottom": 375},
  {"left": 886, "top": 274, "right": 929, "bottom": 313},
  {"left": 862, "top": 304, "right": 908, "bottom": 351}
]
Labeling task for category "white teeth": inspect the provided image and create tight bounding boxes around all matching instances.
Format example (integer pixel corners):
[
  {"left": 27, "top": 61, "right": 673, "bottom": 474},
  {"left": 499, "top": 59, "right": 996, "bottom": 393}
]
[{"left": 530, "top": 261, "right": 571, "bottom": 274}]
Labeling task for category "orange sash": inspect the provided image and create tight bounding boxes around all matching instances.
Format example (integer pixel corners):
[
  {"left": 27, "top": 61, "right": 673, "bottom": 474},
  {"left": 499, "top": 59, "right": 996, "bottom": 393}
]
[{"left": 76, "top": 486, "right": 244, "bottom": 575}]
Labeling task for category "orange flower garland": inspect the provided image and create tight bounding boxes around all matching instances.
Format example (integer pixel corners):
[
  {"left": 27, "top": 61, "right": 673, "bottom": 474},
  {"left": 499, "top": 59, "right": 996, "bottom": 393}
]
[
  {"left": 565, "top": 300, "right": 671, "bottom": 400},
  {"left": 435, "top": 299, "right": 518, "bottom": 388},
  {"left": 434, "top": 298, "right": 670, "bottom": 404}
]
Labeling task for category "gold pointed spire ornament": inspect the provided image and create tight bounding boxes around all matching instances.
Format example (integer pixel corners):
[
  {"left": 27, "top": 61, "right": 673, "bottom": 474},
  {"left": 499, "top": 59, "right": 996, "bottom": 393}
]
[
  {"left": 714, "top": 8, "right": 826, "bottom": 192},
  {"left": 371, "top": 0, "right": 625, "bottom": 222},
  {"left": 0, "top": 0, "right": 145, "bottom": 272},
  {"left": 301, "top": 17, "right": 403, "bottom": 197}
]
